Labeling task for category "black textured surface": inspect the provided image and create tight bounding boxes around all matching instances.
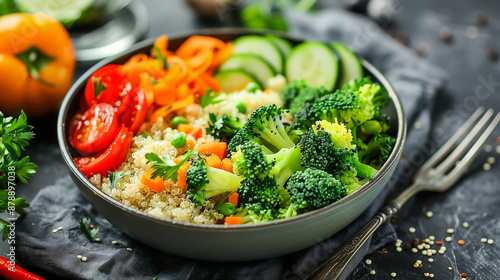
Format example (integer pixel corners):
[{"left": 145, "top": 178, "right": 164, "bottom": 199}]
[{"left": 2, "top": 0, "right": 499, "bottom": 279}]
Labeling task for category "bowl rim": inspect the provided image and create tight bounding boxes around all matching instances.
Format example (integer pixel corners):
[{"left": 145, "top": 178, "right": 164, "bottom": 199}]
[{"left": 57, "top": 28, "right": 407, "bottom": 231}]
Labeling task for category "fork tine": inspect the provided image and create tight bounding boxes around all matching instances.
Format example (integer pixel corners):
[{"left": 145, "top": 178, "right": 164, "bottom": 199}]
[
  {"left": 432, "top": 108, "right": 495, "bottom": 174},
  {"left": 440, "top": 112, "right": 500, "bottom": 189},
  {"left": 415, "top": 107, "right": 485, "bottom": 177}
]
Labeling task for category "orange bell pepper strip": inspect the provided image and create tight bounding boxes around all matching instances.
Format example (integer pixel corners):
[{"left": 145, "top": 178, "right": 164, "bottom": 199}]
[{"left": 0, "top": 13, "right": 75, "bottom": 117}]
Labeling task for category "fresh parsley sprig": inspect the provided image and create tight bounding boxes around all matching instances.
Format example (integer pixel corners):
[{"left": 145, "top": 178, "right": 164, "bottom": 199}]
[
  {"left": 108, "top": 170, "right": 125, "bottom": 189},
  {"left": 145, "top": 149, "right": 197, "bottom": 181},
  {"left": 197, "top": 89, "right": 223, "bottom": 109},
  {"left": 0, "top": 110, "right": 38, "bottom": 240}
]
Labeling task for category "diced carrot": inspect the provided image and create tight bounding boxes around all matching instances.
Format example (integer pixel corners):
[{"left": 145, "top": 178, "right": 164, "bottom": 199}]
[
  {"left": 188, "top": 125, "right": 203, "bottom": 140},
  {"left": 263, "top": 88, "right": 272, "bottom": 94},
  {"left": 141, "top": 170, "right": 166, "bottom": 193},
  {"left": 196, "top": 142, "right": 227, "bottom": 160},
  {"left": 173, "top": 156, "right": 184, "bottom": 164},
  {"left": 221, "top": 158, "right": 233, "bottom": 173},
  {"left": 176, "top": 161, "right": 192, "bottom": 190},
  {"left": 177, "top": 123, "right": 194, "bottom": 134},
  {"left": 224, "top": 216, "right": 242, "bottom": 225},
  {"left": 228, "top": 192, "right": 239, "bottom": 206},
  {"left": 153, "top": 82, "right": 176, "bottom": 105},
  {"left": 204, "top": 154, "right": 222, "bottom": 169}
]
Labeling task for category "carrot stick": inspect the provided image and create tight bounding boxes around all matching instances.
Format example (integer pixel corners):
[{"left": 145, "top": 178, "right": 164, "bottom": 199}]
[
  {"left": 228, "top": 192, "right": 239, "bottom": 206},
  {"left": 224, "top": 216, "right": 242, "bottom": 225},
  {"left": 141, "top": 170, "right": 166, "bottom": 193},
  {"left": 176, "top": 161, "right": 192, "bottom": 190},
  {"left": 221, "top": 158, "right": 233, "bottom": 173},
  {"left": 204, "top": 154, "right": 222, "bottom": 169},
  {"left": 175, "top": 36, "right": 226, "bottom": 58}
]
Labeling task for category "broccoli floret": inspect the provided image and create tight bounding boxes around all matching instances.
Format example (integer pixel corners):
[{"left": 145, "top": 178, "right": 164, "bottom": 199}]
[
  {"left": 227, "top": 104, "right": 295, "bottom": 157},
  {"left": 300, "top": 120, "right": 378, "bottom": 180},
  {"left": 206, "top": 113, "right": 244, "bottom": 142},
  {"left": 293, "top": 77, "right": 389, "bottom": 131},
  {"left": 244, "top": 104, "right": 296, "bottom": 152},
  {"left": 287, "top": 168, "right": 347, "bottom": 210},
  {"left": 288, "top": 85, "right": 330, "bottom": 115},
  {"left": 232, "top": 141, "right": 304, "bottom": 187},
  {"left": 237, "top": 177, "right": 288, "bottom": 214},
  {"left": 232, "top": 206, "right": 278, "bottom": 224},
  {"left": 280, "top": 79, "right": 309, "bottom": 108},
  {"left": 186, "top": 159, "right": 243, "bottom": 207},
  {"left": 358, "top": 133, "right": 395, "bottom": 168}
]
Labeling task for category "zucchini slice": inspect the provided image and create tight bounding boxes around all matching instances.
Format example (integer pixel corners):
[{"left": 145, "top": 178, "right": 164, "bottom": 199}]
[
  {"left": 331, "top": 42, "right": 364, "bottom": 89},
  {"left": 232, "top": 35, "right": 284, "bottom": 73},
  {"left": 265, "top": 35, "right": 292, "bottom": 58},
  {"left": 285, "top": 41, "right": 340, "bottom": 91},
  {"left": 219, "top": 54, "right": 276, "bottom": 88},
  {"left": 214, "top": 70, "right": 259, "bottom": 93}
]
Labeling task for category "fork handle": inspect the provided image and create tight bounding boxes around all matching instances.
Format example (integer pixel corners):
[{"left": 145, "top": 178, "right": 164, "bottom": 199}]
[{"left": 309, "top": 200, "right": 401, "bottom": 280}]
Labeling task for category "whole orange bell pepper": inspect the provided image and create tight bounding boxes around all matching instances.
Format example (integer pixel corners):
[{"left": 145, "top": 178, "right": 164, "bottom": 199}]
[{"left": 0, "top": 13, "right": 75, "bottom": 117}]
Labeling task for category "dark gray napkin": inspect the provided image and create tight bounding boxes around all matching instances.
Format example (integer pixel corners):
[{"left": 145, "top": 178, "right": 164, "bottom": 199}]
[{"left": 16, "top": 9, "right": 445, "bottom": 280}]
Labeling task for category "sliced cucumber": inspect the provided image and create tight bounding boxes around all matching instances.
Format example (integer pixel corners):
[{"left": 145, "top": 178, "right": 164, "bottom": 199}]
[
  {"left": 214, "top": 70, "right": 259, "bottom": 93},
  {"left": 232, "top": 35, "right": 284, "bottom": 73},
  {"left": 219, "top": 54, "right": 276, "bottom": 88},
  {"left": 285, "top": 41, "right": 340, "bottom": 91},
  {"left": 15, "top": 0, "right": 94, "bottom": 26},
  {"left": 331, "top": 42, "right": 364, "bottom": 89},
  {"left": 265, "top": 35, "right": 292, "bottom": 58}
]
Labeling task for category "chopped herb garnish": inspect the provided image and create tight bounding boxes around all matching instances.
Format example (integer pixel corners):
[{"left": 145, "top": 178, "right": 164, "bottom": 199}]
[
  {"left": 197, "top": 89, "right": 223, "bottom": 109},
  {"left": 93, "top": 77, "right": 107, "bottom": 98},
  {"left": 138, "top": 132, "right": 148, "bottom": 138},
  {"left": 108, "top": 170, "right": 125, "bottom": 189},
  {"left": 145, "top": 149, "right": 196, "bottom": 181},
  {"left": 80, "top": 218, "right": 99, "bottom": 242}
]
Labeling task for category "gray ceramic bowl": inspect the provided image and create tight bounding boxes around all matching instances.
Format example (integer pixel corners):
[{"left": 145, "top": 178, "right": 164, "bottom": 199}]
[{"left": 57, "top": 28, "right": 406, "bottom": 262}]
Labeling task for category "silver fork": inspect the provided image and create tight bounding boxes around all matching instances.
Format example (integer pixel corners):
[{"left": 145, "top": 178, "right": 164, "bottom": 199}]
[{"left": 309, "top": 107, "right": 500, "bottom": 280}]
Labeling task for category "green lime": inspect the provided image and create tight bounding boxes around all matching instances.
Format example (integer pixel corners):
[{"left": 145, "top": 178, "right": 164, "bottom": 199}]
[{"left": 15, "top": 0, "right": 95, "bottom": 26}]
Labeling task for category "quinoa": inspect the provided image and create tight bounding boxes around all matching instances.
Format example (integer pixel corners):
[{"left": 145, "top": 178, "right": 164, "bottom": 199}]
[{"left": 90, "top": 84, "right": 285, "bottom": 224}]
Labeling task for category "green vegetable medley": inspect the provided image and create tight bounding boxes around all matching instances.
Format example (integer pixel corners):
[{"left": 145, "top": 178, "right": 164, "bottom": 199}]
[{"left": 147, "top": 76, "right": 395, "bottom": 224}]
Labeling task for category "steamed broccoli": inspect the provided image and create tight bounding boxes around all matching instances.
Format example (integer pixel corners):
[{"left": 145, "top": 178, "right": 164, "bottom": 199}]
[
  {"left": 227, "top": 104, "right": 296, "bottom": 156},
  {"left": 287, "top": 168, "right": 347, "bottom": 210},
  {"left": 288, "top": 85, "right": 330, "bottom": 116},
  {"left": 280, "top": 79, "right": 309, "bottom": 108},
  {"left": 358, "top": 133, "right": 395, "bottom": 169},
  {"left": 293, "top": 77, "right": 389, "bottom": 132},
  {"left": 206, "top": 113, "right": 245, "bottom": 142},
  {"left": 186, "top": 158, "right": 243, "bottom": 207},
  {"left": 237, "top": 176, "right": 289, "bottom": 215},
  {"left": 299, "top": 120, "right": 378, "bottom": 180}
]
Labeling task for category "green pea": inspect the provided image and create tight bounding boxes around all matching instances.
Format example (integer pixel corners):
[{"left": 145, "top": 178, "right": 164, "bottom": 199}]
[
  {"left": 235, "top": 101, "right": 247, "bottom": 114},
  {"left": 218, "top": 202, "right": 236, "bottom": 216},
  {"left": 171, "top": 116, "right": 188, "bottom": 129},
  {"left": 245, "top": 82, "right": 261, "bottom": 93},
  {"left": 171, "top": 133, "right": 186, "bottom": 148}
]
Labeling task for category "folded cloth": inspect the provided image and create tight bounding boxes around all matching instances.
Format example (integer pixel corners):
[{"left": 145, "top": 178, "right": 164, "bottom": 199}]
[{"left": 16, "top": 9, "right": 445, "bottom": 280}]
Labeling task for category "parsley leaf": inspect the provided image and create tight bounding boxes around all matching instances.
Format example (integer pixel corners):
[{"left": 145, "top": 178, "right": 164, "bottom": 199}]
[
  {"left": 93, "top": 77, "right": 107, "bottom": 99},
  {"left": 197, "top": 89, "right": 223, "bottom": 109},
  {"left": 0, "top": 219, "right": 11, "bottom": 241},
  {"left": 145, "top": 149, "right": 197, "bottom": 181},
  {"left": 80, "top": 218, "right": 99, "bottom": 242},
  {"left": 108, "top": 171, "right": 125, "bottom": 189}
]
